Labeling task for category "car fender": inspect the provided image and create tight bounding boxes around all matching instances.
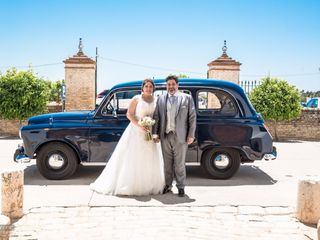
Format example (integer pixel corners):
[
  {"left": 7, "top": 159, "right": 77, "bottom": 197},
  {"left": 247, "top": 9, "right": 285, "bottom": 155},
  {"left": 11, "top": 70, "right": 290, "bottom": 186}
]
[{"left": 34, "top": 139, "right": 81, "bottom": 163}]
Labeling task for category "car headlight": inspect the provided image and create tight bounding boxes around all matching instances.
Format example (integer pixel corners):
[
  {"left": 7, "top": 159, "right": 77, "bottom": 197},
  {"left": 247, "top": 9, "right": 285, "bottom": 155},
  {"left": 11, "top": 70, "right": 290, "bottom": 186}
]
[{"left": 19, "top": 129, "right": 22, "bottom": 139}]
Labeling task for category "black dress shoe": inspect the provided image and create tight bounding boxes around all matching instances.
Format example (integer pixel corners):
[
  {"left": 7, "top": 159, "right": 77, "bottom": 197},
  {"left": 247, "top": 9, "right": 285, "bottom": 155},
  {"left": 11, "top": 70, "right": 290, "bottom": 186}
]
[
  {"left": 178, "top": 188, "right": 185, "bottom": 197},
  {"left": 163, "top": 185, "right": 172, "bottom": 194}
]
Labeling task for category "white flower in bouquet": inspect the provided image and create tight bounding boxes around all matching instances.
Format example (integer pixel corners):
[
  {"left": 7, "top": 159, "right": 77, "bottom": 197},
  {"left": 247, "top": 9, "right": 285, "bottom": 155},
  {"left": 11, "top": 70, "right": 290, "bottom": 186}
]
[{"left": 138, "top": 116, "right": 156, "bottom": 141}]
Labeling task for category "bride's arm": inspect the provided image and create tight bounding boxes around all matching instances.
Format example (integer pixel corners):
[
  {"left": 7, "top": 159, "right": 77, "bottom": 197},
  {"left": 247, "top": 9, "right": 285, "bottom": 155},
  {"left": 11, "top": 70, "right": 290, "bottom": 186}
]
[
  {"left": 126, "top": 96, "right": 148, "bottom": 131},
  {"left": 126, "top": 96, "right": 139, "bottom": 126}
]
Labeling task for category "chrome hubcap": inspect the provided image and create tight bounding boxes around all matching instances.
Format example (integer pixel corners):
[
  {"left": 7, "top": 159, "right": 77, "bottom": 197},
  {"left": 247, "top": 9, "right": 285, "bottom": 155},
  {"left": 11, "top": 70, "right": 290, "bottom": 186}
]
[
  {"left": 213, "top": 154, "right": 230, "bottom": 169},
  {"left": 48, "top": 154, "right": 65, "bottom": 169}
]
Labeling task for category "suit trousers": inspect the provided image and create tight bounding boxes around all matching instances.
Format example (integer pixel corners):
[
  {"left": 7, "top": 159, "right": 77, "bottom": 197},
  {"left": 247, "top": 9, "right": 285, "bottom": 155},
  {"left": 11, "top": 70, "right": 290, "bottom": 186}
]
[{"left": 161, "top": 132, "right": 188, "bottom": 189}]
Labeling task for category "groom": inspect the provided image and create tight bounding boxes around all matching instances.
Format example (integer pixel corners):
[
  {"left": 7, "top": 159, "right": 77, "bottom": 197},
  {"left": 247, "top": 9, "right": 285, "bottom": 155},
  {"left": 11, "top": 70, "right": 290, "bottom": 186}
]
[{"left": 153, "top": 75, "right": 196, "bottom": 197}]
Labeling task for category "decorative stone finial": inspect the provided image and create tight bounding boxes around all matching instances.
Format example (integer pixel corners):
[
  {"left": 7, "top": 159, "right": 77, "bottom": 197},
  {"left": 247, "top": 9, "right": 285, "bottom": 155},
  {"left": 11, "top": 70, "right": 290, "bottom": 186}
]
[
  {"left": 222, "top": 40, "right": 227, "bottom": 55},
  {"left": 207, "top": 40, "right": 241, "bottom": 84},
  {"left": 77, "top": 38, "right": 84, "bottom": 56}
]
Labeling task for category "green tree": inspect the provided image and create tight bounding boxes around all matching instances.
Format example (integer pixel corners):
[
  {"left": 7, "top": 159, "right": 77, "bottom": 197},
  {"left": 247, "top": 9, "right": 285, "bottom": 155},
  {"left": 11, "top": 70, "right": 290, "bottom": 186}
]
[
  {"left": 249, "top": 76, "right": 301, "bottom": 140},
  {"left": 46, "top": 79, "right": 64, "bottom": 103},
  {"left": 0, "top": 68, "right": 50, "bottom": 123},
  {"left": 177, "top": 74, "right": 189, "bottom": 78},
  {"left": 300, "top": 90, "right": 320, "bottom": 102}
]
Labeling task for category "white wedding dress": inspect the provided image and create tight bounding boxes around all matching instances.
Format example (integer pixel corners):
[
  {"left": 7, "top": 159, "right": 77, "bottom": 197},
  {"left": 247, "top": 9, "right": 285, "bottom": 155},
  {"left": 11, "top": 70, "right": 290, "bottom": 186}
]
[{"left": 90, "top": 95, "right": 165, "bottom": 196}]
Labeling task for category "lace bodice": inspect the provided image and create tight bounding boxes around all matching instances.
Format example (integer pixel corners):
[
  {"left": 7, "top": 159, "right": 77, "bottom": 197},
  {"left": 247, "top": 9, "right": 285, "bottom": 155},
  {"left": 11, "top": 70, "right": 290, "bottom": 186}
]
[{"left": 135, "top": 95, "right": 156, "bottom": 119}]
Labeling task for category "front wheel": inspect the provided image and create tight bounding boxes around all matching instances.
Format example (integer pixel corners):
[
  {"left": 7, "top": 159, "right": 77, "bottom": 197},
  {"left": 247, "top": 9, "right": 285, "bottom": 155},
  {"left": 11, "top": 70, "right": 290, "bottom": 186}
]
[
  {"left": 201, "top": 148, "right": 240, "bottom": 179},
  {"left": 36, "top": 142, "right": 79, "bottom": 180}
]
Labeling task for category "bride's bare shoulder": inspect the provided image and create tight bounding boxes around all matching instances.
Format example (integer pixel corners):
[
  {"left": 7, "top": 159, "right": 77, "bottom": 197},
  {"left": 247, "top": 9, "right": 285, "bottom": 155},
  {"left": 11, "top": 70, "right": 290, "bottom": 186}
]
[
  {"left": 132, "top": 94, "right": 141, "bottom": 101},
  {"left": 128, "top": 95, "right": 140, "bottom": 106}
]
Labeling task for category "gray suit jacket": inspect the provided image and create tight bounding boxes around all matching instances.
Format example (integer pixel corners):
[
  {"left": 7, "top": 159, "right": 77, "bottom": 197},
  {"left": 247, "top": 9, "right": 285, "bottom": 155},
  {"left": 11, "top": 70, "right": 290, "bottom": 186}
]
[{"left": 153, "top": 92, "right": 196, "bottom": 144}]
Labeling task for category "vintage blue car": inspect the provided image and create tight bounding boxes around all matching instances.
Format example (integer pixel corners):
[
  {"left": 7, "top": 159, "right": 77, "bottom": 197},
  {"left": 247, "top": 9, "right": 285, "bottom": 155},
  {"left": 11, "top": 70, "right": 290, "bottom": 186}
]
[{"left": 15, "top": 78, "right": 276, "bottom": 180}]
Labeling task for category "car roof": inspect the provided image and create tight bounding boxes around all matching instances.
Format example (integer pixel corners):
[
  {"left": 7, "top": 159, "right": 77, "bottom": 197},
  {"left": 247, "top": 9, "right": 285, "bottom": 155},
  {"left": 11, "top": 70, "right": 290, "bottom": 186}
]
[
  {"left": 110, "top": 78, "right": 245, "bottom": 93},
  {"left": 98, "top": 89, "right": 109, "bottom": 95}
]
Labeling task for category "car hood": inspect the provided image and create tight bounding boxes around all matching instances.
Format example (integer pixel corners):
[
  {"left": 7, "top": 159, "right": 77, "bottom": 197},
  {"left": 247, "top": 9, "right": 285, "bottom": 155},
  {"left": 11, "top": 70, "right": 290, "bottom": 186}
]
[{"left": 28, "top": 111, "right": 94, "bottom": 125}]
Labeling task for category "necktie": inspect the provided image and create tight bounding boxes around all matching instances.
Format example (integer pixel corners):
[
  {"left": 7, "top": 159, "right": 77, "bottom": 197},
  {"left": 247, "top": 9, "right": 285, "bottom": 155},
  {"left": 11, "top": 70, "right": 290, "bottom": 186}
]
[{"left": 169, "top": 95, "right": 175, "bottom": 105}]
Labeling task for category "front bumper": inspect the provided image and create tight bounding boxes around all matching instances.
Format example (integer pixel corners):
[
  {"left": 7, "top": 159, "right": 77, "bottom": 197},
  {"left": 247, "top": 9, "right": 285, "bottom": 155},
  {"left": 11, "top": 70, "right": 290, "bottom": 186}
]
[
  {"left": 13, "top": 143, "right": 31, "bottom": 163},
  {"left": 263, "top": 146, "right": 277, "bottom": 161},
  {"left": 242, "top": 145, "right": 277, "bottom": 161}
]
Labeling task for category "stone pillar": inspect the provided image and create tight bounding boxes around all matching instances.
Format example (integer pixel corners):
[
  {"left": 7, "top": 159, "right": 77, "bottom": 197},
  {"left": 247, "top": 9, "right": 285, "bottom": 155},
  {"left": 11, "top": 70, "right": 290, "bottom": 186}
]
[
  {"left": 1, "top": 168, "right": 24, "bottom": 219},
  {"left": 296, "top": 176, "right": 320, "bottom": 224},
  {"left": 63, "top": 38, "right": 96, "bottom": 111},
  {"left": 0, "top": 215, "right": 10, "bottom": 240},
  {"left": 207, "top": 40, "right": 241, "bottom": 84}
]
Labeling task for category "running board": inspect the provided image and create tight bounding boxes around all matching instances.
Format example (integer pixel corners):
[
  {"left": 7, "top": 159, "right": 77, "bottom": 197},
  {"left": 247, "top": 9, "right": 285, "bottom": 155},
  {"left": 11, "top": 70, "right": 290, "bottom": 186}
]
[{"left": 80, "top": 162, "right": 107, "bottom": 166}]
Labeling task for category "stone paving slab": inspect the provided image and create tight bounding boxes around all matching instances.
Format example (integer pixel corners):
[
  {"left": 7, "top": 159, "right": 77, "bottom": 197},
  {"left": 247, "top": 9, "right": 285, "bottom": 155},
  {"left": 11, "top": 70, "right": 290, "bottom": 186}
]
[{"left": 8, "top": 205, "right": 317, "bottom": 240}]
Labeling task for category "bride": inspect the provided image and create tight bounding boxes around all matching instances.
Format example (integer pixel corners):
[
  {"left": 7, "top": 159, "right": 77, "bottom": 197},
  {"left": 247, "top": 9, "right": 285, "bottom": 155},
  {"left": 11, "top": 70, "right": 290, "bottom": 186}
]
[{"left": 90, "top": 79, "right": 165, "bottom": 196}]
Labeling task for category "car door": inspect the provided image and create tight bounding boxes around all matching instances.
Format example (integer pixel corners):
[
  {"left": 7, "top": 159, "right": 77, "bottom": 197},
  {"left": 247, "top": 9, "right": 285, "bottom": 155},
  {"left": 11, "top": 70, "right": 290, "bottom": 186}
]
[
  {"left": 196, "top": 88, "right": 252, "bottom": 149},
  {"left": 88, "top": 89, "right": 141, "bottom": 162}
]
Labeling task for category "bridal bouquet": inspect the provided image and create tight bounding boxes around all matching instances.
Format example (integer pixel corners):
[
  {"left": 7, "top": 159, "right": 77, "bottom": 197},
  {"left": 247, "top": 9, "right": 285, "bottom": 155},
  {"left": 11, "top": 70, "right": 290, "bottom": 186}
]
[{"left": 138, "top": 116, "right": 156, "bottom": 141}]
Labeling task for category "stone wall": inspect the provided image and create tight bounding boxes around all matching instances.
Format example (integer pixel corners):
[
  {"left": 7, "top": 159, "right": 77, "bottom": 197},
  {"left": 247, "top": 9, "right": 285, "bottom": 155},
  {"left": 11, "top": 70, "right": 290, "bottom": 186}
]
[
  {"left": 265, "top": 109, "right": 320, "bottom": 141},
  {"left": 0, "top": 119, "right": 27, "bottom": 137},
  {"left": 47, "top": 103, "right": 62, "bottom": 113},
  {"left": 0, "top": 104, "right": 62, "bottom": 137}
]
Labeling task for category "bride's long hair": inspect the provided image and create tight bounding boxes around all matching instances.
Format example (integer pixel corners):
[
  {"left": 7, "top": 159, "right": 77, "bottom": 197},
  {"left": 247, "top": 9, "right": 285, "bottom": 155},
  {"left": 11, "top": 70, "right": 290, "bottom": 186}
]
[{"left": 141, "top": 78, "right": 155, "bottom": 94}]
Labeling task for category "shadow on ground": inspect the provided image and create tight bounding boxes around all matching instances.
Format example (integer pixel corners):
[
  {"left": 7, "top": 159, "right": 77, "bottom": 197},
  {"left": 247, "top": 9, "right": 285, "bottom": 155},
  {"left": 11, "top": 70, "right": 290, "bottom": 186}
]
[
  {"left": 116, "top": 193, "right": 197, "bottom": 205},
  {"left": 24, "top": 164, "right": 277, "bottom": 187},
  {"left": 274, "top": 140, "right": 304, "bottom": 143}
]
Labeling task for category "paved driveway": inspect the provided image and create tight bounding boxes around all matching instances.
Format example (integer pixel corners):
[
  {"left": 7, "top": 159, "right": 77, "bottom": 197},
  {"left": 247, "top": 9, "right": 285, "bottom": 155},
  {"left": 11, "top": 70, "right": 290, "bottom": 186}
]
[
  {"left": 1, "top": 139, "right": 320, "bottom": 209},
  {"left": 1, "top": 138, "right": 319, "bottom": 239}
]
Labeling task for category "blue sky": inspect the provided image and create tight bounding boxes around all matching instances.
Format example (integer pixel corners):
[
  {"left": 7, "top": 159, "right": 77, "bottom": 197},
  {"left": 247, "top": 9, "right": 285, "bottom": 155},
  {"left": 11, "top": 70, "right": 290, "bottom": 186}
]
[{"left": 0, "top": 0, "right": 319, "bottom": 92}]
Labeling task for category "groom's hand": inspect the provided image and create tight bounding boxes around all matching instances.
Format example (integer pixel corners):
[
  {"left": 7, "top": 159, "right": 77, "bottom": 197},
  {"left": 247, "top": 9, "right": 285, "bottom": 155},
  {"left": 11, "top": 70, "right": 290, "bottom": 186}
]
[{"left": 187, "top": 137, "right": 194, "bottom": 145}]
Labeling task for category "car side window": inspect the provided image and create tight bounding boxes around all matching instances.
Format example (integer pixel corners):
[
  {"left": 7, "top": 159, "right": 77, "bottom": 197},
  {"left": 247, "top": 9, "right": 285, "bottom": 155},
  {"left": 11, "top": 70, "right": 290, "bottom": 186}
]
[
  {"left": 102, "top": 90, "right": 141, "bottom": 116},
  {"left": 197, "top": 90, "right": 237, "bottom": 116}
]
